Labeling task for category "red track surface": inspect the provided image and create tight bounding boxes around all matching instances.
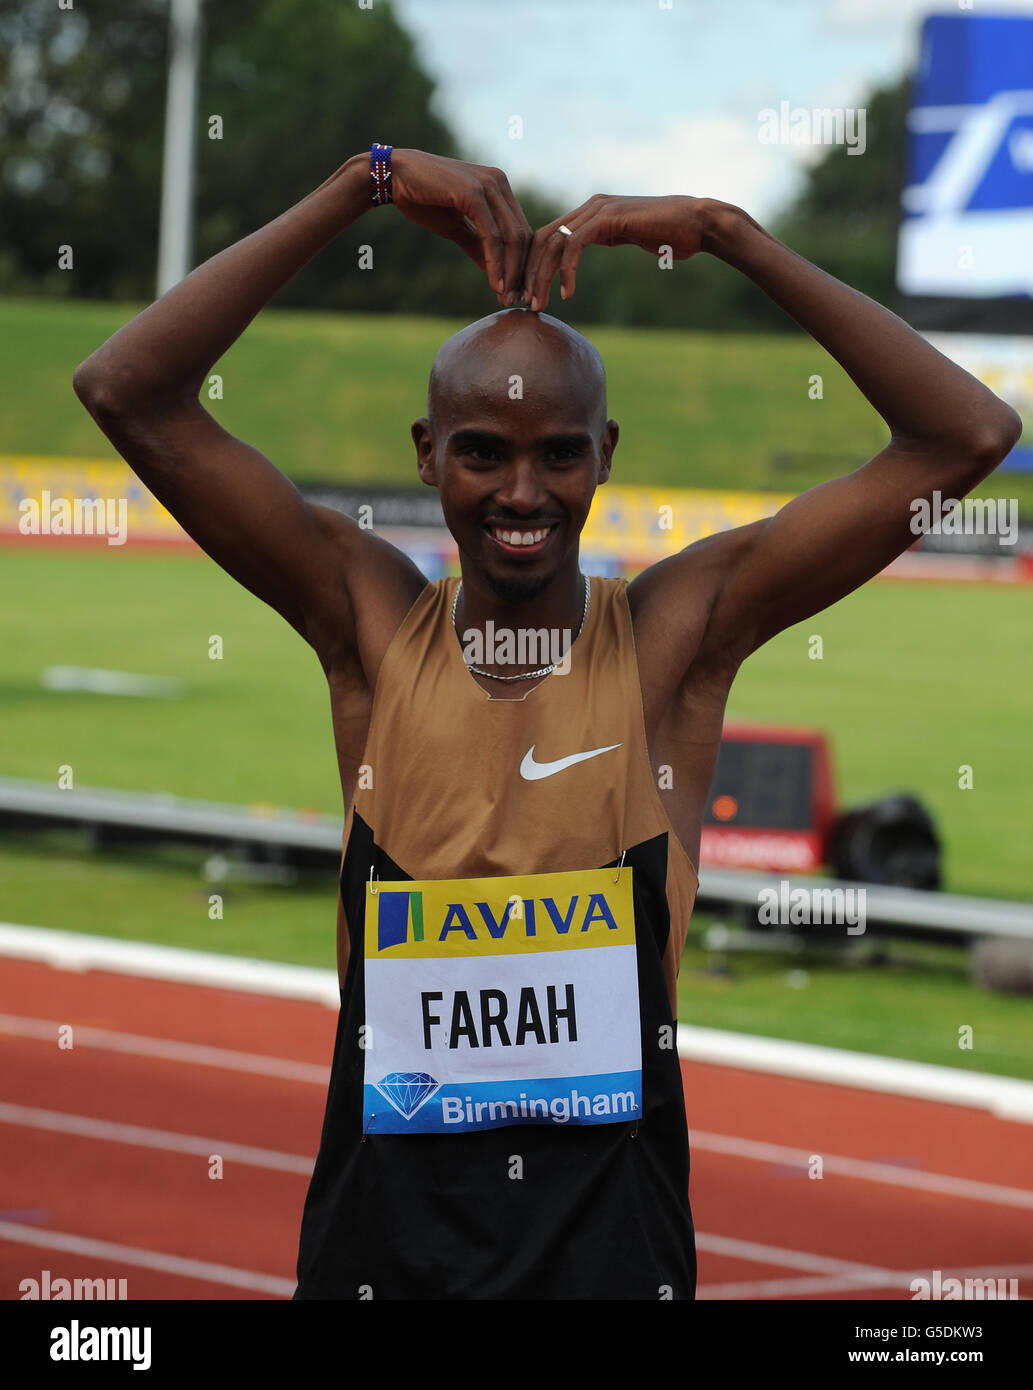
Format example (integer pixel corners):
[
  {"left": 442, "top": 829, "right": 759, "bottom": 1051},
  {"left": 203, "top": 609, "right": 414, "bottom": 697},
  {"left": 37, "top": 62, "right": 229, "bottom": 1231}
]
[{"left": 2, "top": 956, "right": 1031, "bottom": 1301}]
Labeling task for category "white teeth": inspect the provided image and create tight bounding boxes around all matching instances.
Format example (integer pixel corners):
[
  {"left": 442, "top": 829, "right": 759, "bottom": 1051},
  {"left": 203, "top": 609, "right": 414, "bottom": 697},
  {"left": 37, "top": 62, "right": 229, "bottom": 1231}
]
[{"left": 493, "top": 527, "right": 549, "bottom": 546}]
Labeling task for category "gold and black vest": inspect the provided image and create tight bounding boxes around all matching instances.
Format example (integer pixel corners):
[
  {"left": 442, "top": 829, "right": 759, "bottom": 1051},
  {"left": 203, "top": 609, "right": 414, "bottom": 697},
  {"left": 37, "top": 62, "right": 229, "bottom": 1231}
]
[{"left": 294, "top": 577, "right": 698, "bottom": 1300}]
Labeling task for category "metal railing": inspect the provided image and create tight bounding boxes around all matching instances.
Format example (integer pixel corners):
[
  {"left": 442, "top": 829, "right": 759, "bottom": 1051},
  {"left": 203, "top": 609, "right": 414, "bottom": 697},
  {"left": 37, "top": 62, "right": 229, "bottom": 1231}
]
[{"left": 2, "top": 776, "right": 1030, "bottom": 940}]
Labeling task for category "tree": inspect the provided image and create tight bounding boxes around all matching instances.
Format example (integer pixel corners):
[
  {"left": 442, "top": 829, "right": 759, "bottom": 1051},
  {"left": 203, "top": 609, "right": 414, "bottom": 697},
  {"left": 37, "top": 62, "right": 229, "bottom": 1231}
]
[
  {"left": 0, "top": 0, "right": 168, "bottom": 297},
  {"left": 538, "top": 75, "right": 914, "bottom": 334},
  {"left": 0, "top": 4, "right": 913, "bottom": 329},
  {"left": 0, "top": 0, "right": 542, "bottom": 316},
  {"left": 771, "top": 73, "right": 912, "bottom": 312}
]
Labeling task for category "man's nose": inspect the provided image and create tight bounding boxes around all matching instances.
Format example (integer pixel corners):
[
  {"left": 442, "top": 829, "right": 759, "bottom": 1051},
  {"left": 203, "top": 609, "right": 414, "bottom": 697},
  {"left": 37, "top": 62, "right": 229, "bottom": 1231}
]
[{"left": 495, "top": 459, "right": 546, "bottom": 513}]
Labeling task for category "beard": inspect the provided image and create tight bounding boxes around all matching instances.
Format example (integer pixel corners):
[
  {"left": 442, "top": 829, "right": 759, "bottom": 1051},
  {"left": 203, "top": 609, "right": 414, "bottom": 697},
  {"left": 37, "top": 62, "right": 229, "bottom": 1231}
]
[{"left": 483, "top": 568, "right": 555, "bottom": 604}]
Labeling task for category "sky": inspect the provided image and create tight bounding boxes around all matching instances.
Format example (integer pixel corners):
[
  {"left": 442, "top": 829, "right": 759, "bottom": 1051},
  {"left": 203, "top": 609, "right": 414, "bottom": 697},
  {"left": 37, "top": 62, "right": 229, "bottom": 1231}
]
[{"left": 393, "top": 0, "right": 1033, "bottom": 222}]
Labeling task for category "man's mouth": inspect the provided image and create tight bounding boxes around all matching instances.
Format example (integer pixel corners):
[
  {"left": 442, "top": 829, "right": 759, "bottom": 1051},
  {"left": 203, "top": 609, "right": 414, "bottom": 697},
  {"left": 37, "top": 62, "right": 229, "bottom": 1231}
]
[{"left": 485, "top": 523, "right": 557, "bottom": 554}]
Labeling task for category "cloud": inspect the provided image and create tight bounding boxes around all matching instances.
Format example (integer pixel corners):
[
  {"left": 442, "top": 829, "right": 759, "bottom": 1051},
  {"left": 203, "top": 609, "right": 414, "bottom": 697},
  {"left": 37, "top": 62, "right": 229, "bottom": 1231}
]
[
  {"left": 519, "top": 114, "right": 802, "bottom": 222},
  {"left": 825, "top": 0, "right": 1033, "bottom": 30}
]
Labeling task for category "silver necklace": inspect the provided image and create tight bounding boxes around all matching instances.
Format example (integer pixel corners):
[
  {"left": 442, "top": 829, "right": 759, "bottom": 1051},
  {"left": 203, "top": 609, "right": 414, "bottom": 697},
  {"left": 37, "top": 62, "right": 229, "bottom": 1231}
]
[{"left": 451, "top": 574, "right": 590, "bottom": 681}]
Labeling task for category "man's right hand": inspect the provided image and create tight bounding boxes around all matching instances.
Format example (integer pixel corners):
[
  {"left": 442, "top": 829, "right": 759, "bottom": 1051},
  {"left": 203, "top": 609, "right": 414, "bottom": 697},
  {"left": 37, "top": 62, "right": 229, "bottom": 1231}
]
[
  {"left": 72, "top": 146, "right": 531, "bottom": 698},
  {"left": 390, "top": 149, "right": 532, "bottom": 306}
]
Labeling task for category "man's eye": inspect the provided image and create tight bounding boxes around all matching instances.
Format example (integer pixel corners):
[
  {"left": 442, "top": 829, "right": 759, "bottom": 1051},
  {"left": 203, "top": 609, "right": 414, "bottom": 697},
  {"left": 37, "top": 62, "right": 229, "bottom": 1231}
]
[{"left": 462, "top": 447, "right": 500, "bottom": 461}]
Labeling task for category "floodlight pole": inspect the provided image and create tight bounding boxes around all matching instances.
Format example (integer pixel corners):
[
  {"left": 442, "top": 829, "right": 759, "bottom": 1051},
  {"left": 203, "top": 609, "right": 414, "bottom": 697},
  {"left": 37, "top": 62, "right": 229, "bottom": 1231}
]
[{"left": 157, "top": 0, "right": 203, "bottom": 297}]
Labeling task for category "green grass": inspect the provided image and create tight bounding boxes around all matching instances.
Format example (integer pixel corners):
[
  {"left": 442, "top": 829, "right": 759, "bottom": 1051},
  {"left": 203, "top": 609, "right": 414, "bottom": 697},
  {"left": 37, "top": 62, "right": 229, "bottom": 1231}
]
[
  {"left": 2, "top": 295, "right": 1031, "bottom": 1080},
  {"left": 0, "top": 832, "right": 340, "bottom": 968},
  {"left": 677, "top": 918, "right": 1033, "bottom": 1082},
  {"left": 5, "top": 295, "right": 1032, "bottom": 509},
  {"left": 723, "top": 581, "right": 1033, "bottom": 901},
  {"left": 0, "top": 549, "right": 338, "bottom": 808},
  {"left": 2, "top": 830, "right": 1029, "bottom": 1080},
  {"left": 1, "top": 546, "right": 1030, "bottom": 1080},
  {"left": 2, "top": 548, "right": 1029, "bottom": 898}
]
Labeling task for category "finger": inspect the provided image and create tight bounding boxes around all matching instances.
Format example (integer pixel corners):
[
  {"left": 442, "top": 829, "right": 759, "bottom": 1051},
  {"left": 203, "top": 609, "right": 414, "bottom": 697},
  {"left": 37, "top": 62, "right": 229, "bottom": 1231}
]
[
  {"left": 522, "top": 203, "right": 598, "bottom": 308},
  {"left": 523, "top": 202, "right": 598, "bottom": 310},
  {"left": 483, "top": 182, "right": 528, "bottom": 305},
  {"left": 484, "top": 172, "right": 533, "bottom": 304},
  {"left": 557, "top": 211, "right": 608, "bottom": 302},
  {"left": 521, "top": 221, "right": 565, "bottom": 310},
  {"left": 522, "top": 211, "right": 576, "bottom": 307},
  {"left": 462, "top": 191, "right": 507, "bottom": 298},
  {"left": 447, "top": 217, "right": 486, "bottom": 270},
  {"left": 410, "top": 208, "right": 486, "bottom": 269}
]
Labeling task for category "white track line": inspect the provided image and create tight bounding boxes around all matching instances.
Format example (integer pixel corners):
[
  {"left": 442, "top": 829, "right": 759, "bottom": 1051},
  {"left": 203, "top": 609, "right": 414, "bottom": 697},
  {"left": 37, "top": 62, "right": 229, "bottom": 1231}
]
[
  {"left": 696, "top": 1232, "right": 895, "bottom": 1282},
  {"left": 702, "top": 1272, "right": 908, "bottom": 1300},
  {"left": 691, "top": 1129, "right": 1033, "bottom": 1210},
  {"left": 0, "top": 1102, "right": 313, "bottom": 1175},
  {"left": 679, "top": 1024, "right": 1033, "bottom": 1123},
  {"left": 5, "top": 1008, "right": 1032, "bottom": 1207},
  {"left": 0, "top": 922, "right": 340, "bottom": 1005},
  {"left": 0, "top": 1013, "right": 329, "bottom": 1084},
  {"left": 3, "top": 1091, "right": 1030, "bottom": 1213},
  {"left": 5, "top": 1218, "right": 1026, "bottom": 1303},
  {"left": 4, "top": 921, "right": 1033, "bottom": 1118},
  {"left": 0, "top": 1221, "right": 295, "bottom": 1297},
  {"left": 699, "top": 1258, "right": 1033, "bottom": 1301}
]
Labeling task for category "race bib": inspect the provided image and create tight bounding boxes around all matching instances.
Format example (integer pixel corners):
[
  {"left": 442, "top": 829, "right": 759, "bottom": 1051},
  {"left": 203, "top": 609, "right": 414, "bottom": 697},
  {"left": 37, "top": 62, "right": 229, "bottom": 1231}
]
[{"left": 362, "top": 866, "right": 641, "bottom": 1134}]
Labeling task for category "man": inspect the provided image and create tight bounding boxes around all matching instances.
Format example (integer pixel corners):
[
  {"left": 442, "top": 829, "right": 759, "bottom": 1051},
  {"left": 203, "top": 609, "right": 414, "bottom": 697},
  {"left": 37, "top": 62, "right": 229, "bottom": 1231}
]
[{"left": 73, "top": 147, "right": 1021, "bottom": 1300}]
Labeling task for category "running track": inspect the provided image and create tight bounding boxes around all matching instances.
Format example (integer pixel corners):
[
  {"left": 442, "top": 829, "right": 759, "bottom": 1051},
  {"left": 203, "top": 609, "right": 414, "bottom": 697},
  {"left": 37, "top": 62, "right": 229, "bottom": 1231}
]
[{"left": 2, "top": 953, "right": 1032, "bottom": 1301}]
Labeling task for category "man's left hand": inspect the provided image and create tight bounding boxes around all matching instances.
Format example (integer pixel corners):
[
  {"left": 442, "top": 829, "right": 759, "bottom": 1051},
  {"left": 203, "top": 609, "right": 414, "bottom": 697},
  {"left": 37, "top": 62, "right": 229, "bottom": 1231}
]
[{"left": 521, "top": 194, "right": 713, "bottom": 310}]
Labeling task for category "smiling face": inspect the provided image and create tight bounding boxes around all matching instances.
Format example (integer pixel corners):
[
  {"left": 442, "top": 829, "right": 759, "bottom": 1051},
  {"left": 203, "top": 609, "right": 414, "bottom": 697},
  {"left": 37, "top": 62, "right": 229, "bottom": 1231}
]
[{"left": 412, "top": 310, "right": 618, "bottom": 603}]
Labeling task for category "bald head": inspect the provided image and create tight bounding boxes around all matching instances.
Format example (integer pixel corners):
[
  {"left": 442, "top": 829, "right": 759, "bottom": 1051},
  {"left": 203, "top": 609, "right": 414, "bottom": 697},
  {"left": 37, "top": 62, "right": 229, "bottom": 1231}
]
[
  {"left": 413, "top": 308, "right": 617, "bottom": 602},
  {"left": 427, "top": 309, "right": 607, "bottom": 439}
]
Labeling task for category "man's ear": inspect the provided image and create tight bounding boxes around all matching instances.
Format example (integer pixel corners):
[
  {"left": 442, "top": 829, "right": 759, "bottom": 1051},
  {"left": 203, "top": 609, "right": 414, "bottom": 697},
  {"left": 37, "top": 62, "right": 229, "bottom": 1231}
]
[
  {"left": 411, "top": 418, "right": 438, "bottom": 487},
  {"left": 598, "top": 418, "right": 619, "bottom": 484}
]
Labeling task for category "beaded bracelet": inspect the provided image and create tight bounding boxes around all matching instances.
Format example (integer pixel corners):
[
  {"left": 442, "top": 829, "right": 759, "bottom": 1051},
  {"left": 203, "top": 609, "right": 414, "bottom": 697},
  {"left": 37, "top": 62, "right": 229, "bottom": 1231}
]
[{"left": 370, "top": 143, "right": 393, "bottom": 205}]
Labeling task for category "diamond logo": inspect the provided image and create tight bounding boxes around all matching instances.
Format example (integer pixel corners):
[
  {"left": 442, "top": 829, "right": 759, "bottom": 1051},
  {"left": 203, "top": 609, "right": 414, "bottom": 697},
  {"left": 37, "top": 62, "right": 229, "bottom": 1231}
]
[{"left": 374, "top": 1072, "right": 441, "bottom": 1120}]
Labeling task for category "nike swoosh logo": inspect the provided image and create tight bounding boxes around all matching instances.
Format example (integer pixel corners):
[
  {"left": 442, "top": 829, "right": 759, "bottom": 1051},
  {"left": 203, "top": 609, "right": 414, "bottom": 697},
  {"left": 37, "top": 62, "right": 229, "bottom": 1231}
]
[{"left": 519, "top": 743, "right": 622, "bottom": 781}]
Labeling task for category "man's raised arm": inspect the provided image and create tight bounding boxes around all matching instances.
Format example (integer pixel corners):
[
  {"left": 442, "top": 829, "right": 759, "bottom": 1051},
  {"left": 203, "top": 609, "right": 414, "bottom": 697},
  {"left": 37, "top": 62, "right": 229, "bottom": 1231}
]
[
  {"left": 521, "top": 194, "right": 1023, "bottom": 663},
  {"left": 72, "top": 149, "right": 531, "bottom": 666}
]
